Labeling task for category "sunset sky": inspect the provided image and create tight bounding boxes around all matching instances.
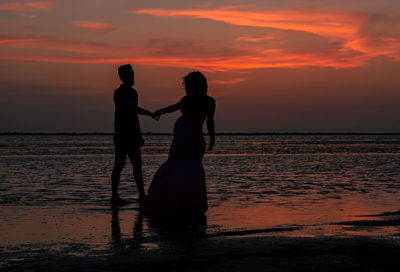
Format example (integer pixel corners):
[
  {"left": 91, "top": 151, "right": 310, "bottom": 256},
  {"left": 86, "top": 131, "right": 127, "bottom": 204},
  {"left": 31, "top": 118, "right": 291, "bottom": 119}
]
[{"left": 1, "top": 0, "right": 399, "bottom": 132}]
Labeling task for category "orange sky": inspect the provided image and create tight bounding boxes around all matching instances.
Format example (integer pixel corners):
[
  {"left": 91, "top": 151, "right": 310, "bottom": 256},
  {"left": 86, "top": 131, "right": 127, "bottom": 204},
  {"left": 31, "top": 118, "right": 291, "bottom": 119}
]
[{"left": 0, "top": 0, "right": 399, "bottom": 132}]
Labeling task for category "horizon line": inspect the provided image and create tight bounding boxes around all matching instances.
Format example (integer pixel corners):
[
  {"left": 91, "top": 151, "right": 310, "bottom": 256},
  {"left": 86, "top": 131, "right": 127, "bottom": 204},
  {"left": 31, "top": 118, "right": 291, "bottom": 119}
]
[{"left": 1, "top": 132, "right": 400, "bottom": 136}]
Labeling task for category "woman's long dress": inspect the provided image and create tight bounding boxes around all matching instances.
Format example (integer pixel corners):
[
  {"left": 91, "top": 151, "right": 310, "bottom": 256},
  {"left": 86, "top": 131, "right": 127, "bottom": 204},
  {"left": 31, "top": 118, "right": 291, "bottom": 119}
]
[{"left": 142, "top": 96, "right": 211, "bottom": 214}]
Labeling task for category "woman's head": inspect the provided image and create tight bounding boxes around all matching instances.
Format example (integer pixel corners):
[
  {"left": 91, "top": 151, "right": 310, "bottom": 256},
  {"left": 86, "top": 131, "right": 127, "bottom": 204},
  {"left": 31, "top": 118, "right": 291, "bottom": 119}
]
[{"left": 184, "top": 71, "right": 207, "bottom": 95}]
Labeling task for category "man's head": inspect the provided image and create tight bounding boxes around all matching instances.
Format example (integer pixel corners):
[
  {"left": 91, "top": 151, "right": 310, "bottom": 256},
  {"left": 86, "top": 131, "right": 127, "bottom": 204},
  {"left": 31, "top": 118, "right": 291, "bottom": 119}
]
[{"left": 118, "top": 64, "right": 135, "bottom": 86}]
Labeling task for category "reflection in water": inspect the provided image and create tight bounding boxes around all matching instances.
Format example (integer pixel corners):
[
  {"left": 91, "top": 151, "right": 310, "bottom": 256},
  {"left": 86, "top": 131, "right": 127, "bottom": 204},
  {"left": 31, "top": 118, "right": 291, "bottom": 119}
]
[
  {"left": 133, "top": 211, "right": 144, "bottom": 245},
  {"left": 111, "top": 207, "right": 207, "bottom": 251},
  {"left": 111, "top": 207, "right": 144, "bottom": 250},
  {"left": 111, "top": 207, "right": 122, "bottom": 248}
]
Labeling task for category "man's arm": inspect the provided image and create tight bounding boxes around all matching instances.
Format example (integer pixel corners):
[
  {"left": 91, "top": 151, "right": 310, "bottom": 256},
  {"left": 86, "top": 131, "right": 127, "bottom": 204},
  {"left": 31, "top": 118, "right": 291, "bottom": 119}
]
[
  {"left": 119, "top": 99, "right": 157, "bottom": 120},
  {"left": 137, "top": 106, "right": 157, "bottom": 119}
]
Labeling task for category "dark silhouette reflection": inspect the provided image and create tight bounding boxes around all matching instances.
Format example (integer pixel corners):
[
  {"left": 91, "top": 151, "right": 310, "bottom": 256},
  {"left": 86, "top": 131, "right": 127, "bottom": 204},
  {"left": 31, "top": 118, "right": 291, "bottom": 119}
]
[
  {"left": 111, "top": 208, "right": 207, "bottom": 251},
  {"left": 146, "top": 213, "right": 207, "bottom": 238},
  {"left": 111, "top": 207, "right": 122, "bottom": 247},
  {"left": 133, "top": 211, "right": 144, "bottom": 242},
  {"left": 142, "top": 213, "right": 208, "bottom": 253},
  {"left": 111, "top": 207, "right": 144, "bottom": 250}
]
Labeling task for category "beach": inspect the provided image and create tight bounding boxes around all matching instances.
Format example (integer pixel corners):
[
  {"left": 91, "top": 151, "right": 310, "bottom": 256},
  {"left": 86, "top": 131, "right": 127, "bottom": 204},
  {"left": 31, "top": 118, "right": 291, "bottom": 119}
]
[
  {"left": 1, "top": 134, "right": 400, "bottom": 271},
  {"left": 2, "top": 205, "right": 400, "bottom": 271}
]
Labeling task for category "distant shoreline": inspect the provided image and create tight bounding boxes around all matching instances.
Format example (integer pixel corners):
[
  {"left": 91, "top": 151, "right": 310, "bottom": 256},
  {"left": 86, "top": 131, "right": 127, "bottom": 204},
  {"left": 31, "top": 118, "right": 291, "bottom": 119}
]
[{"left": 1, "top": 132, "right": 400, "bottom": 136}]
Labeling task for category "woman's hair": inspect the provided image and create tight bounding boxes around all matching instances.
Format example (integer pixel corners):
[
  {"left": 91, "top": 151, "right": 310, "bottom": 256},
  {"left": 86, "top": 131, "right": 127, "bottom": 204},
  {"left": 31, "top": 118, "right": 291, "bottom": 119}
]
[{"left": 183, "top": 71, "right": 207, "bottom": 95}]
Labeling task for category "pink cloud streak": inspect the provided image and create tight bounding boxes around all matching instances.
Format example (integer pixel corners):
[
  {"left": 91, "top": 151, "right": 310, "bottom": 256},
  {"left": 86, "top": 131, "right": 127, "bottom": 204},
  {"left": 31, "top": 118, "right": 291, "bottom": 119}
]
[
  {"left": 0, "top": 51, "right": 365, "bottom": 71},
  {"left": 75, "top": 21, "right": 116, "bottom": 31},
  {"left": 134, "top": 8, "right": 363, "bottom": 39},
  {"left": 0, "top": 1, "right": 55, "bottom": 12},
  {"left": 209, "top": 77, "right": 247, "bottom": 84},
  {"left": 0, "top": 38, "right": 39, "bottom": 44}
]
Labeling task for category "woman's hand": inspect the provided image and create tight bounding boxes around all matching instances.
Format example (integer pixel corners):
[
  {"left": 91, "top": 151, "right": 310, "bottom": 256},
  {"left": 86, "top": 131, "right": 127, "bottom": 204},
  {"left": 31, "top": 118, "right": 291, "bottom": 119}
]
[
  {"left": 150, "top": 112, "right": 159, "bottom": 121},
  {"left": 206, "top": 98, "right": 216, "bottom": 152},
  {"left": 208, "top": 139, "right": 215, "bottom": 151},
  {"left": 154, "top": 109, "right": 163, "bottom": 120}
]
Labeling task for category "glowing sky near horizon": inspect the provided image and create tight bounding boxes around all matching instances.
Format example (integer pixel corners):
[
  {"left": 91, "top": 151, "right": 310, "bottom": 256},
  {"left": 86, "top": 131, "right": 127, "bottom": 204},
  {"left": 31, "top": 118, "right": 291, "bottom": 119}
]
[{"left": 0, "top": 0, "right": 399, "bottom": 132}]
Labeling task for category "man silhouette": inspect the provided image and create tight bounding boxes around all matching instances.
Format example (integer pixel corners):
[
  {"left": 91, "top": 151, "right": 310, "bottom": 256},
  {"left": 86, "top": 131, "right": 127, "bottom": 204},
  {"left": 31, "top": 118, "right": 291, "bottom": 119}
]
[{"left": 111, "top": 64, "right": 156, "bottom": 206}]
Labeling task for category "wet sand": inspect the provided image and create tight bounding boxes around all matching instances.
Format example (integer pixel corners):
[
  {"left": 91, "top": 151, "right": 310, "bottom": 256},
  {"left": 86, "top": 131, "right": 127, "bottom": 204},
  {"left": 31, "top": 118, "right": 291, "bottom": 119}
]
[
  {"left": 2, "top": 206, "right": 400, "bottom": 272},
  {"left": 3, "top": 236, "right": 400, "bottom": 271}
]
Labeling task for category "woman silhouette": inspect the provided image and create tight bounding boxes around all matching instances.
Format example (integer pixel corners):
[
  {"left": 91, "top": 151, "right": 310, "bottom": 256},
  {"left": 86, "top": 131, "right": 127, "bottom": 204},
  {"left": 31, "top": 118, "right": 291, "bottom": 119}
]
[{"left": 142, "top": 71, "right": 215, "bottom": 214}]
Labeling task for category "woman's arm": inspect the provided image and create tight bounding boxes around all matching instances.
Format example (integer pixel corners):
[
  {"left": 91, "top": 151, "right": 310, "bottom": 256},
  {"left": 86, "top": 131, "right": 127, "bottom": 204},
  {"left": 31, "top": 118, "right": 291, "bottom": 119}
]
[
  {"left": 154, "top": 100, "right": 182, "bottom": 118},
  {"left": 206, "top": 98, "right": 216, "bottom": 151}
]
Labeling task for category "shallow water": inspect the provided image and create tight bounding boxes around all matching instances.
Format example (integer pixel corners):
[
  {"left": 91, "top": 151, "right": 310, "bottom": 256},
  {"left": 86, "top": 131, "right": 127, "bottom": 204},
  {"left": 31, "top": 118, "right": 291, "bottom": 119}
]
[{"left": 1, "top": 135, "right": 400, "bottom": 252}]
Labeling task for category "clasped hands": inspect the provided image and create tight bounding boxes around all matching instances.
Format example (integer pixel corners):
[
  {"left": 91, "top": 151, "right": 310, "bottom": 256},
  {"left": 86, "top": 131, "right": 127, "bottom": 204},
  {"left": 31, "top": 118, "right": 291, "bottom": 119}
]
[{"left": 149, "top": 109, "right": 163, "bottom": 121}]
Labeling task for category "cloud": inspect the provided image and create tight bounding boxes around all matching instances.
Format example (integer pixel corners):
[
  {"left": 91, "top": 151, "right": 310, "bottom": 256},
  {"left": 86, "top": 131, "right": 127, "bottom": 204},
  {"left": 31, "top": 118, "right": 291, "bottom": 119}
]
[
  {"left": 2, "top": 3, "right": 400, "bottom": 74},
  {"left": 0, "top": 51, "right": 365, "bottom": 71},
  {"left": 134, "top": 8, "right": 362, "bottom": 39},
  {"left": 0, "top": 32, "right": 374, "bottom": 71},
  {"left": 0, "top": 1, "right": 55, "bottom": 12},
  {"left": 0, "top": 33, "right": 253, "bottom": 61},
  {"left": 75, "top": 21, "right": 116, "bottom": 31},
  {"left": 0, "top": 34, "right": 127, "bottom": 54},
  {"left": 133, "top": 7, "right": 400, "bottom": 68},
  {"left": 0, "top": 35, "right": 39, "bottom": 44},
  {"left": 235, "top": 35, "right": 278, "bottom": 43},
  {"left": 209, "top": 77, "right": 246, "bottom": 85},
  {"left": 145, "top": 36, "right": 202, "bottom": 56}
]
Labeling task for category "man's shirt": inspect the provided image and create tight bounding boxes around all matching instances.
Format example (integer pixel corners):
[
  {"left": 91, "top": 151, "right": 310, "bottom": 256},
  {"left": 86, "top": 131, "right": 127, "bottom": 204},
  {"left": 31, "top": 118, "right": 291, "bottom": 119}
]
[{"left": 113, "top": 84, "right": 142, "bottom": 141}]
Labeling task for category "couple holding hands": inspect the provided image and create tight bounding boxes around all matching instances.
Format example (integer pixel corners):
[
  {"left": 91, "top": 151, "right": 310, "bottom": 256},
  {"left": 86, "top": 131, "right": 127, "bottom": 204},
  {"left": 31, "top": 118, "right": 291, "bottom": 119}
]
[{"left": 111, "top": 64, "right": 215, "bottom": 214}]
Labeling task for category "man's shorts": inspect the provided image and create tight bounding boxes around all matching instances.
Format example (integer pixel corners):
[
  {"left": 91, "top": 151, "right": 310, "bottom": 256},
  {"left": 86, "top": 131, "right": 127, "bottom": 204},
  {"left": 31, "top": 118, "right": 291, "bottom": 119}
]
[{"left": 114, "top": 134, "right": 144, "bottom": 156}]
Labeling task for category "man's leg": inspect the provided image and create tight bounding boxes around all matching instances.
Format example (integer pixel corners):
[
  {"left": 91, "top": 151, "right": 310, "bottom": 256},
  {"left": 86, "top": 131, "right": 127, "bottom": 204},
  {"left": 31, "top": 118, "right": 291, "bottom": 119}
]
[
  {"left": 111, "top": 143, "right": 126, "bottom": 202},
  {"left": 128, "top": 147, "right": 146, "bottom": 202}
]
